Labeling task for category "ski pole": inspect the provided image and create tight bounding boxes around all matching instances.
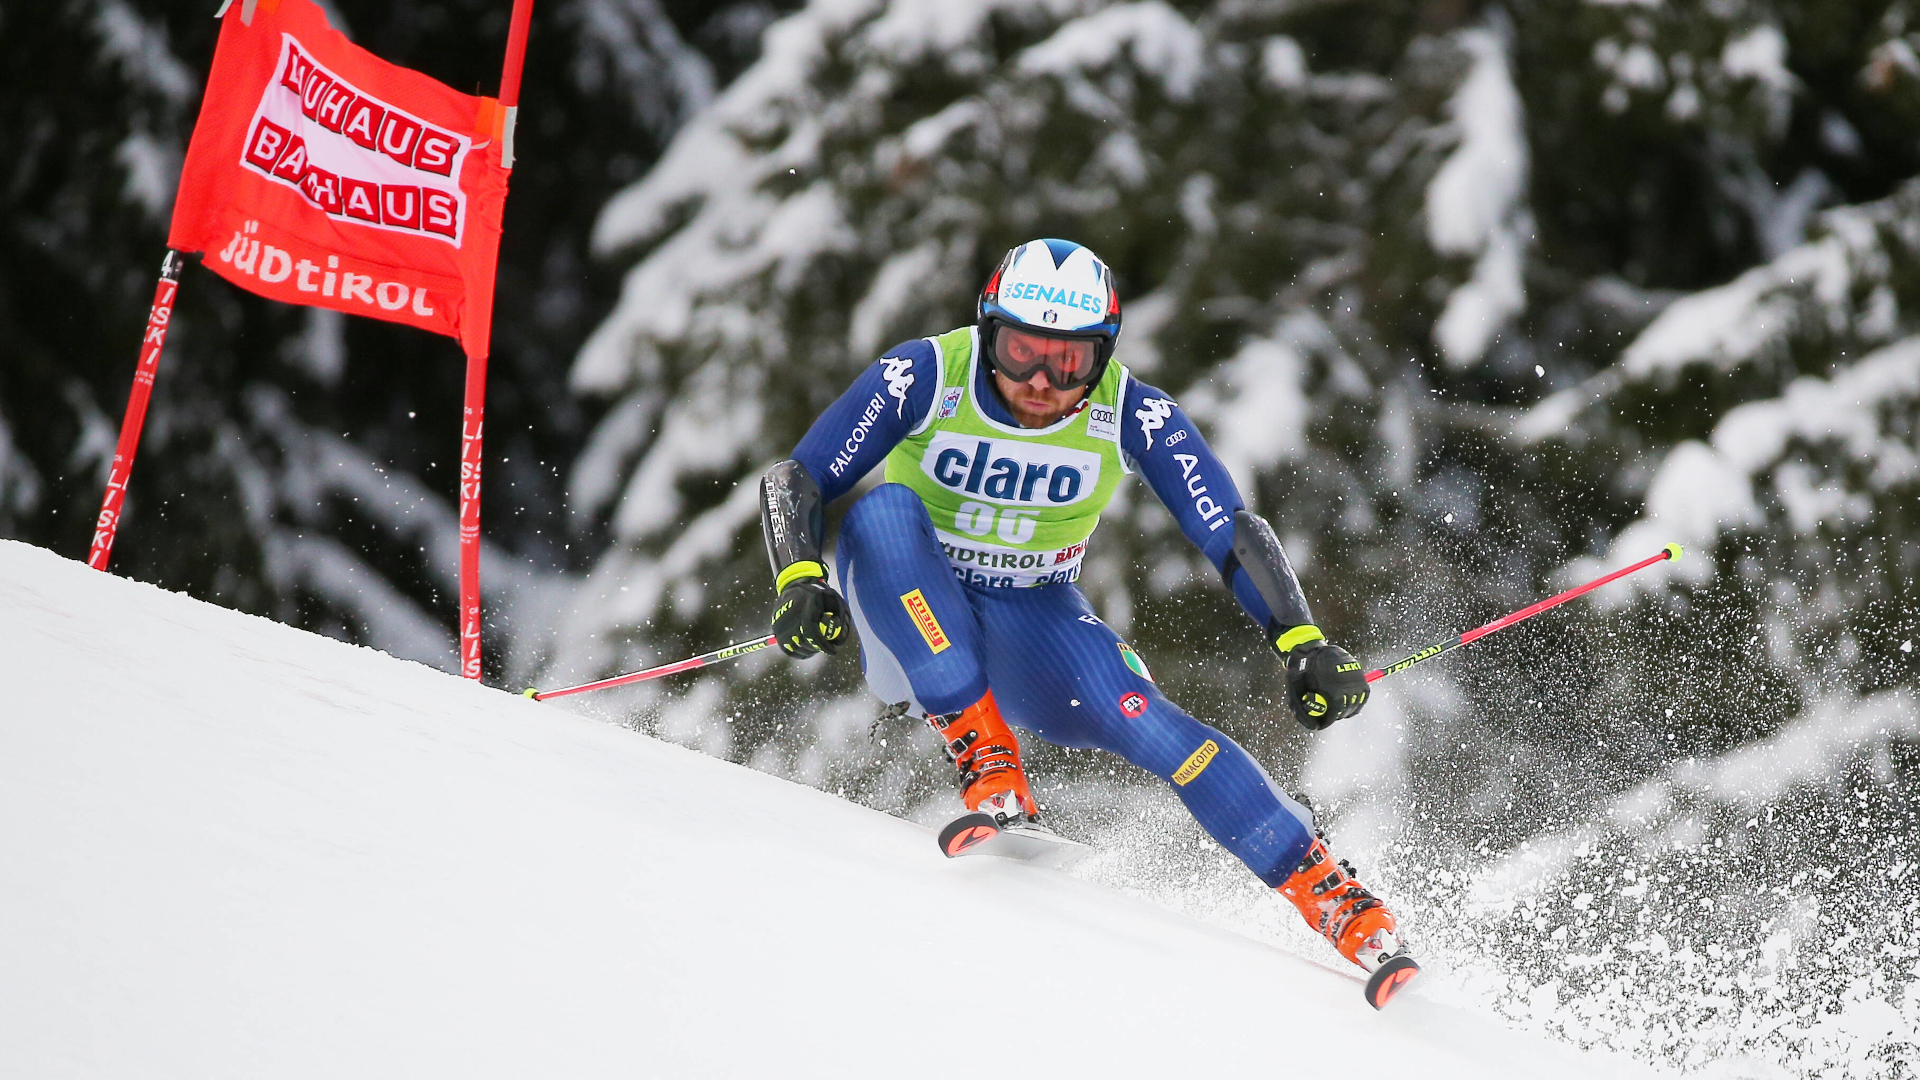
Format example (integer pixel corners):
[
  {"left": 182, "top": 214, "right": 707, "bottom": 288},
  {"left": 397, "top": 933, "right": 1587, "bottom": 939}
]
[
  {"left": 523, "top": 635, "right": 779, "bottom": 701},
  {"left": 1366, "top": 543, "right": 1682, "bottom": 683}
]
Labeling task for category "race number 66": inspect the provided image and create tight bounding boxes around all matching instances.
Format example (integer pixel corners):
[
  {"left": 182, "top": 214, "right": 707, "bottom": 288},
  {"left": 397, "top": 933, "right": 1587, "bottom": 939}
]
[{"left": 955, "top": 501, "right": 1040, "bottom": 544}]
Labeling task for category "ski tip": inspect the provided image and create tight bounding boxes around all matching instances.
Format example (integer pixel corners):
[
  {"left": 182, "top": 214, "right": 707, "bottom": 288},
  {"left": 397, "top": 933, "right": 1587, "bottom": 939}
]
[
  {"left": 1364, "top": 955, "right": 1420, "bottom": 1010},
  {"left": 937, "top": 812, "right": 1000, "bottom": 858}
]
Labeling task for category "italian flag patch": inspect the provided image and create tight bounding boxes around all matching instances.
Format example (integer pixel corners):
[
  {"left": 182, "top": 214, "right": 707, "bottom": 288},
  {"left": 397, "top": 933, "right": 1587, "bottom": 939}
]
[{"left": 1117, "top": 643, "right": 1153, "bottom": 682}]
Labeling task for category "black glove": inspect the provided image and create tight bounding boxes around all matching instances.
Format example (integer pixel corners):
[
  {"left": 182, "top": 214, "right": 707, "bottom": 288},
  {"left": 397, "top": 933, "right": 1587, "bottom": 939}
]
[
  {"left": 771, "top": 568, "right": 849, "bottom": 658},
  {"left": 1275, "top": 626, "right": 1368, "bottom": 730}
]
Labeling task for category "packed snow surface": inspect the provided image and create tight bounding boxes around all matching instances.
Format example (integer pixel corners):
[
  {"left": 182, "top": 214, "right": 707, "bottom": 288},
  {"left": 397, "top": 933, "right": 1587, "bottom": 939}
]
[{"left": 0, "top": 539, "right": 1662, "bottom": 1078}]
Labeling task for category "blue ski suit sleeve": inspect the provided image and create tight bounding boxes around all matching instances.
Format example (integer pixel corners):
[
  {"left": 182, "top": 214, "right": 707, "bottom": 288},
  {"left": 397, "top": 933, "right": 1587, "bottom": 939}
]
[
  {"left": 1121, "top": 379, "right": 1278, "bottom": 630},
  {"left": 791, "top": 339, "right": 940, "bottom": 502}
]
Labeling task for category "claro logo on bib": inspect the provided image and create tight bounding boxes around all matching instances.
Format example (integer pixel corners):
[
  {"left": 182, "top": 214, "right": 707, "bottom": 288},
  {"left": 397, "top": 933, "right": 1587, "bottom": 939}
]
[{"left": 919, "top": 433, "right": 1101, "bottom": 506}]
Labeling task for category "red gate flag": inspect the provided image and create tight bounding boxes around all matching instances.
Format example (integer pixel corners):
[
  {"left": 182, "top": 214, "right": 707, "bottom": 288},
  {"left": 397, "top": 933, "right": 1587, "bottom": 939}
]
[{"left": 168, "top": 0, "right": 510, "bottom": 359}]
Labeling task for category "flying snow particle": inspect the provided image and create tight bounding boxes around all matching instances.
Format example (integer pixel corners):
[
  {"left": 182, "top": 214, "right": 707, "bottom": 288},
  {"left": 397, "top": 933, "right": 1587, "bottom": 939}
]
[
  {"left": 1534, "top": 365, "right": 1545, "bottom": 376},
  {"left": 1903, "top": 640, "right": 1914, "bottom": 653},
  {"left": 1444, "top": 513, "right": 1454, "bottom": 523}
]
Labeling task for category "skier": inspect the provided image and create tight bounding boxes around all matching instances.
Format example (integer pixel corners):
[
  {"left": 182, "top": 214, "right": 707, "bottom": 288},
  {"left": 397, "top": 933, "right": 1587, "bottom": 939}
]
[{"left": 757, "top": 238, "right": 1418, "bottom": 1007}]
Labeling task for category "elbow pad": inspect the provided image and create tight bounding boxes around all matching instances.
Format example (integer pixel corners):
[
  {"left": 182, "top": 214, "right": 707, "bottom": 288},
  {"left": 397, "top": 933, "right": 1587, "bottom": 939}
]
[
  {"left": 761, "top": 460, "right": 827, "bottom": 589},
  {"left": 1224, "top": 510, "right": 1315, "bottom": 639}
]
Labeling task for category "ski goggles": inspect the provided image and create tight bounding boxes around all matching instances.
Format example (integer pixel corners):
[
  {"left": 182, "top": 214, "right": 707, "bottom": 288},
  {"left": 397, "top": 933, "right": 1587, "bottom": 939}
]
[{"left": 984, "top": 323, "right": 1108, "bottom": 391}]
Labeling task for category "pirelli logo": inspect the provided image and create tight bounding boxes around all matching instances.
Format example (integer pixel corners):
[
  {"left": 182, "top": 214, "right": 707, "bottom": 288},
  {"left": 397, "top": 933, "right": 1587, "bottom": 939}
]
[
  {"left": 900, "top": 589, "right": 950, "bottom": 654},
  {"left": 1172, "top": 739, "right": 1220, "bottom": 786}
]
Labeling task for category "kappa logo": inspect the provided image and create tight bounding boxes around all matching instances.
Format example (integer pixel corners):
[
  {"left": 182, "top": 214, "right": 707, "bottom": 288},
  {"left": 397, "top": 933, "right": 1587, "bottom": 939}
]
[
  {"left": 241, "top": 37, "right": 469, "bottom": 245},
  {"left": 1119, "top": 691, "right": 1148, "bottom": 718},
  {"left": 1172, "top": 739, "right": 1220, "bottom": 786},
  {"left": 899, "top": 589, "right": 950, "bottom": 654},
  {"left": 880, "top": 355, "right": 915, "bottom": 418},
  {"left": 1135, "top": 397, "right": 1176, "bottom": 448}
]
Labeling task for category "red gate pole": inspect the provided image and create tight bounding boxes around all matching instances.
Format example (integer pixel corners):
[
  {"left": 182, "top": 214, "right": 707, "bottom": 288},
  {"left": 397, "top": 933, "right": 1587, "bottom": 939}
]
[
  {"left": 457, "top": 354, "right": 488, "bottom": 680},
  {"left": 457, "top": 0, "right": 535, "bottom": 680},
  {"left": 498, "top": 0, "right": 535, "bottom": 155},
  {"left": 88, "top": 249, "right": 187, "bottom": 572}
]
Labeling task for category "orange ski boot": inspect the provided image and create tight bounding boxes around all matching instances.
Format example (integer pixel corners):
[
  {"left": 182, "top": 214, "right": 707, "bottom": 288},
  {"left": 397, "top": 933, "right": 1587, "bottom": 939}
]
[
  {"left": 926, "top": 690, "right": 1036, "bottom": 824},
  {"left": 1277, "top": 837, "right": 1420, "bottom": 1008}
]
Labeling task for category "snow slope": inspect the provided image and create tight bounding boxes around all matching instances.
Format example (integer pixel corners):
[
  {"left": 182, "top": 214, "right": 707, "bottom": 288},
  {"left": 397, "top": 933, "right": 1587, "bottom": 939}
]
[{"left": 0, "top": 540, "right": 1661, "bottom": 1078}]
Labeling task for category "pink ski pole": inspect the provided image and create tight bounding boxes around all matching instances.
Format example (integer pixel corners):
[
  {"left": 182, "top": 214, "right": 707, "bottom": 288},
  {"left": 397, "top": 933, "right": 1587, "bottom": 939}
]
[
  {"left": 1366, "top": 543, "right": 1684, "bottom": 683},
  {"left": 524, "top": 635, "right": 779, "bottom": 701}
]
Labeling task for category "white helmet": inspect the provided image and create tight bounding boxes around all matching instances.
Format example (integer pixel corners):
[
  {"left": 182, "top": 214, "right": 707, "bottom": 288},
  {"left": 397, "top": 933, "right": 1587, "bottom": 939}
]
[{"left": 977, "top": 239, "right": 1122, "bottom": 391}]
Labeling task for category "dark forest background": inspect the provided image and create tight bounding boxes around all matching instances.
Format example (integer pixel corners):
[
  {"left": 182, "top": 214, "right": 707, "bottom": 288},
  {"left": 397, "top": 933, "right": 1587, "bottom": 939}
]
[{"left": 5, "top": 2, "right": 1919, "bottom": 1073}]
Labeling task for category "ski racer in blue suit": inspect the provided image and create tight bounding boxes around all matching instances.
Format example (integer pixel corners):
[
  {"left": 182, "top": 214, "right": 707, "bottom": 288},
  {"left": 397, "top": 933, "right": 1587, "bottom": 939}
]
[{"left": 756, "top": 239, "right": 1419, "bottom": 1006}]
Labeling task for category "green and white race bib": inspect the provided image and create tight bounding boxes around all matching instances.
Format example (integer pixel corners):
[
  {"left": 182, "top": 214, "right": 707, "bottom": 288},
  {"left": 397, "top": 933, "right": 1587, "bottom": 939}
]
[{"left": 883, "top": 327, "right": 1131, "bottom": 588}]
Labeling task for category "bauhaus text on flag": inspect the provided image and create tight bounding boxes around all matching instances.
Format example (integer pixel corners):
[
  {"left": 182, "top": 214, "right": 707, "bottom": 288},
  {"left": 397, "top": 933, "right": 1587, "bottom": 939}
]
[{"left": 167, "top": 0, "right": 511, "bottom": 360}]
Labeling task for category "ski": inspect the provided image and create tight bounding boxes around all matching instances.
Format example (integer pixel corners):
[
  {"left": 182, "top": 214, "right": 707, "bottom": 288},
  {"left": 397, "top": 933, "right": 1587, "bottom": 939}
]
[
  {"left": 1364, "top": 955, "right": 1420, "bottom": 1009},
  {"left": 1355, "top": 927, "right": 1421, "bottom": 1009},
  {"left": 935, "top": 812, "right": 1092, "bottom": 869},
  {"left": 937, "top": 807, "right": 1419, "bottom": 1007}
]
